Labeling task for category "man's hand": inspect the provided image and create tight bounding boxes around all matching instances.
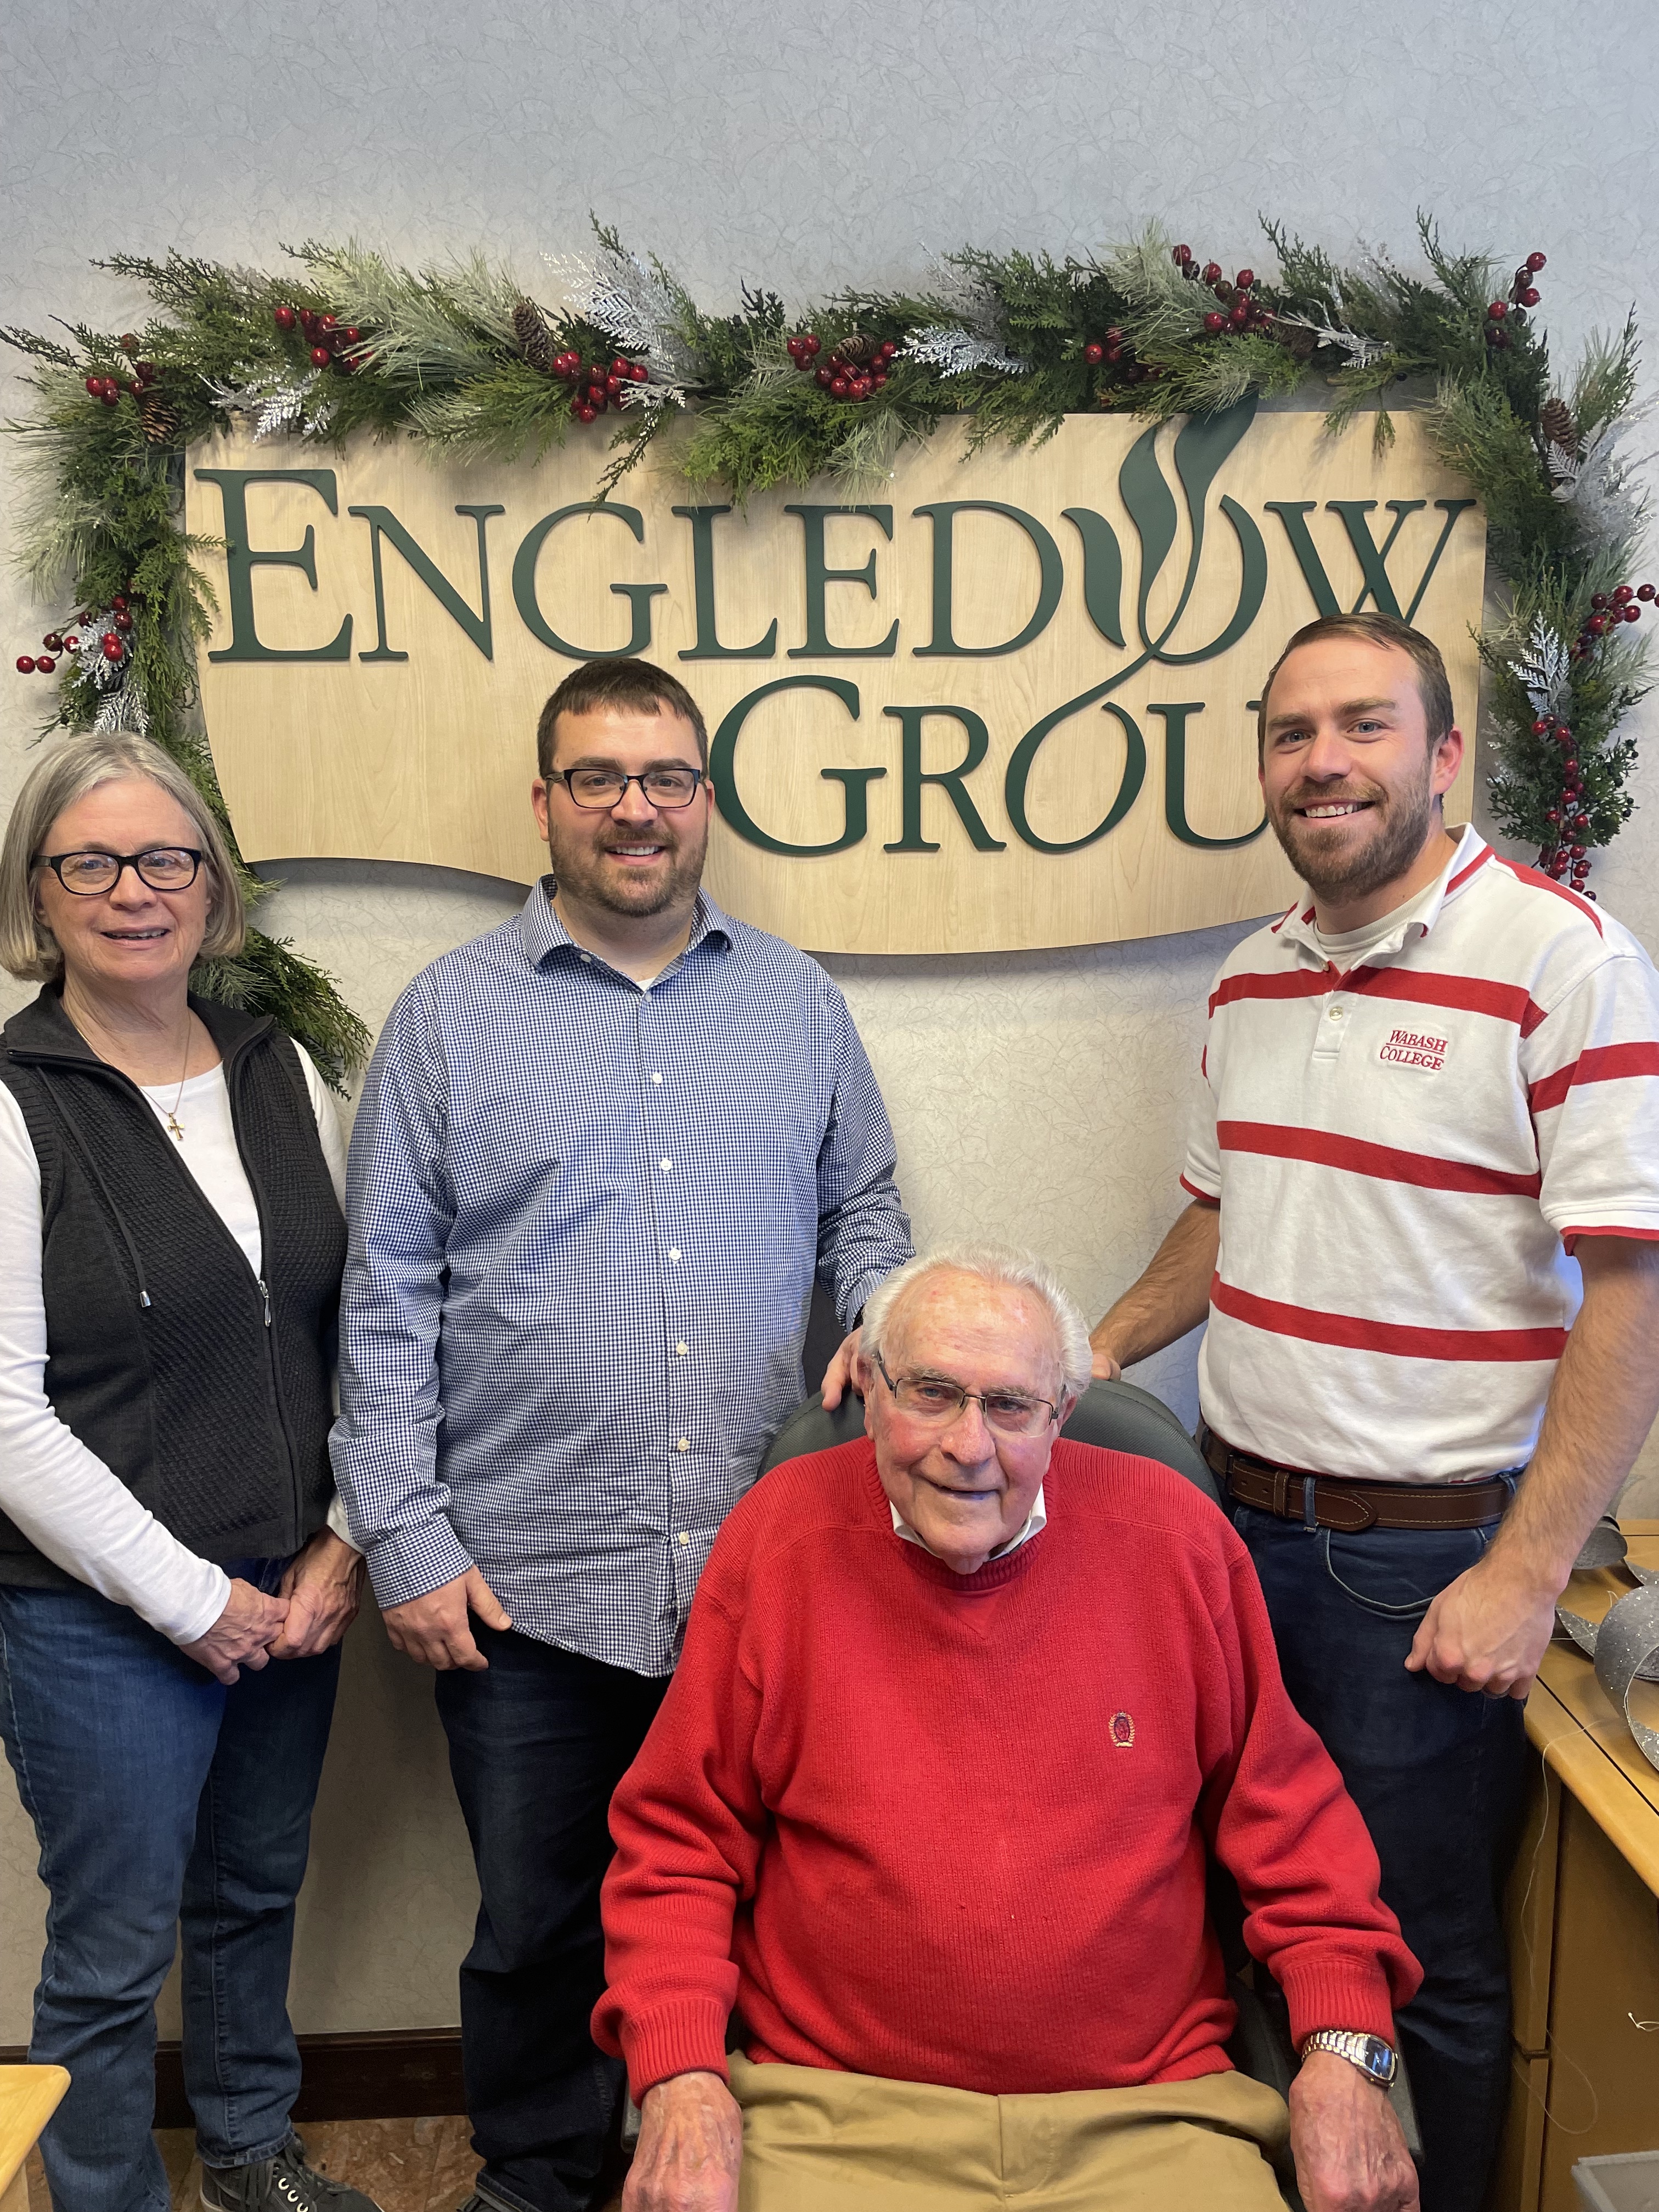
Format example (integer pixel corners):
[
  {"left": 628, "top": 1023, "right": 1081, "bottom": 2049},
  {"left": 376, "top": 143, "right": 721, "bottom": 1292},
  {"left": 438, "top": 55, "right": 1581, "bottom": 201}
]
[
  {"left": 180, "top": 1578, "right": 290, "bottom": 1686},
  {"left": 1406, "top": 1554, "right": 1557, "bottom": 1700},
  {"left": 382, "top": 1567, "right": 512, "bottom": 1671},
  {"left": 624, "top": 2071, "right": 742, "bottom": 2212},
  {"left": 1288, "top": 2050, "right": 1419, "bottom": 2212},
  {"left": 269, "top": 1529, "right": 366, "bottom": 1660},
  {"left": 1092, "top": 1347, "right": 1122, "bottom": 1381},
  {"left": 820, "top": 1327, "right": 862, "bottom": 1411}
]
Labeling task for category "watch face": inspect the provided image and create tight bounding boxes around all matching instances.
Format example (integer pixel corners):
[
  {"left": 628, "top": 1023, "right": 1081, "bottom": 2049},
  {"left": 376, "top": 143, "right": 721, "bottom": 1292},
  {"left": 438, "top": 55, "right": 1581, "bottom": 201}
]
[{"left": 1357, "top": 2036, "right": 1397, "bottom": 2083}]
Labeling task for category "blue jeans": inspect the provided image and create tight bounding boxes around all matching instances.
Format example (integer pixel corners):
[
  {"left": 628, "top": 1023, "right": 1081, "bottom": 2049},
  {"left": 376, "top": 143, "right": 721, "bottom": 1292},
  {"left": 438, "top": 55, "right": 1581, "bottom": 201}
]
[
  {"left": 0, "top": 1572, "right": 340, "bottom": 2212},
  {"left": 1233, "top": 1504, "right": 1528, "bottom": 2212},
  {"left": 435, "top": 1628, "right": 668, "bottom": 2212}
]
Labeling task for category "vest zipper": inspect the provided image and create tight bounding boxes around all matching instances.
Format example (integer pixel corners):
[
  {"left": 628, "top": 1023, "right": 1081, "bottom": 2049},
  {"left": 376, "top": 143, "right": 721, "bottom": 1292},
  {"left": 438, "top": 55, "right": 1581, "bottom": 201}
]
[{"left": 224, "top": 1035, "right": 308, "bottom": 1551}]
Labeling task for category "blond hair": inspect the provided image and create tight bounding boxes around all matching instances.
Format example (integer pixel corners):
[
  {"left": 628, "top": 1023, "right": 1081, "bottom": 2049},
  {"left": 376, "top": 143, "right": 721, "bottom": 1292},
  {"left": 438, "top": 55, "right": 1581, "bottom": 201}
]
[{"left": 0, "top": 731, "right": 245, "bottom": 981}]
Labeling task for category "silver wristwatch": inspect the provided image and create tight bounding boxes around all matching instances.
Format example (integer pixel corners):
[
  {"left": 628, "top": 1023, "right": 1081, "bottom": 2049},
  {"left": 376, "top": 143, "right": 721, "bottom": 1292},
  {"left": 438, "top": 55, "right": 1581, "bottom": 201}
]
[{"left": 1300, "top": 2029, "right": 1398, "bottom": 2087}]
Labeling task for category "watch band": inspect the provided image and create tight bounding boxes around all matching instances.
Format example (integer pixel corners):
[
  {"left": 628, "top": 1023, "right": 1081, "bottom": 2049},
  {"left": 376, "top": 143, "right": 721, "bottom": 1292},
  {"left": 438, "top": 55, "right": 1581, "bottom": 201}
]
[{"left": 1300, "top": 2028, "right": 1398, "bottom": 2087}]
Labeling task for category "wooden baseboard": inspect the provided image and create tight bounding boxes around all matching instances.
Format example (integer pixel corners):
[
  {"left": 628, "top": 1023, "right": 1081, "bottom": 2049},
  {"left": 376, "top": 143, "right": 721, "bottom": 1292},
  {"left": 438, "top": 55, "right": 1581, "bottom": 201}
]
[{"left": 0, "top": 2031, "right": 465, "bottom": 2128}]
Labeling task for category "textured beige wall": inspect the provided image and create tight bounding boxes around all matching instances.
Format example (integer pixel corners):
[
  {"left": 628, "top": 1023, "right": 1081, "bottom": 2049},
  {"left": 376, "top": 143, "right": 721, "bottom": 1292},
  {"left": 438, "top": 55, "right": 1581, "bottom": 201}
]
[{"left": 2, "top": 0, "right": 1657, "bottom": 2046}]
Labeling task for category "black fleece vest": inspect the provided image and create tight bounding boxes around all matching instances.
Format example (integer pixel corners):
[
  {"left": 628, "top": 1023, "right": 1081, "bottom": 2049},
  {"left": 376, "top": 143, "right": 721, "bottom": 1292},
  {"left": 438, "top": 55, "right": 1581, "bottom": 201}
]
[{"left": 0, "top": 989, "right": 347, "bottom": 1584}]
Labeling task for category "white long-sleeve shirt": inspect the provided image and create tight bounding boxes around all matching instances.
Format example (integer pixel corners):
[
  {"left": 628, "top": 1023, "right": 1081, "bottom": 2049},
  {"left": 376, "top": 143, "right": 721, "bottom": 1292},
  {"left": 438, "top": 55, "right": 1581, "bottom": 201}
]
[{"left": 0, "top": 1045, "right": 348, "bottom": 1643}]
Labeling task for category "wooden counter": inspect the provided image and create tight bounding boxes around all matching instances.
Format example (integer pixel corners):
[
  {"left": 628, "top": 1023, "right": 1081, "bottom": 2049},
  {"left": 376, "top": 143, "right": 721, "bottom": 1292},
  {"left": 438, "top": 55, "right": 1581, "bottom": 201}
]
[
  {"left": 0, "top": 2067, "right": 69, "bottom": 2212},
  {"left": 1491, "top": 1522, "right": 1659, "bottom": 2212}
]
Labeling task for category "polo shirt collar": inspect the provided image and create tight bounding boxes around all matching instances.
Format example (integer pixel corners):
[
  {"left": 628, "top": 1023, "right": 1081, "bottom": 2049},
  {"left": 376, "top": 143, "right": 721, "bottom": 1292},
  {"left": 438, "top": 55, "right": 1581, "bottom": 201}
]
[
  {"left": 1274, "top": 823, "right": 1489, "bottom": 969},
  {"left": 516, "top": 878, "right": 735, "bottom": 974}
]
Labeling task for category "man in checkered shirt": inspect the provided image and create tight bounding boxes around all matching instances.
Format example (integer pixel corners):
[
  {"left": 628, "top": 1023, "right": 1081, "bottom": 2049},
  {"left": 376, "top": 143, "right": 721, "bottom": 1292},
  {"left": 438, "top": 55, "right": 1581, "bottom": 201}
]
[
  {"left": 1090, "top": 611, "right": 1659, "bottom": 2212},
  {"left": 331, "top": 659, "right": 912, "bottom": 2212}
]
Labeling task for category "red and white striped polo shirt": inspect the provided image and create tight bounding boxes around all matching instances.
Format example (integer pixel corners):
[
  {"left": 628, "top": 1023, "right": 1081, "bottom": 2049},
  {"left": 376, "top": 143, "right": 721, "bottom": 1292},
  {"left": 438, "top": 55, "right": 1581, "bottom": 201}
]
[{"left": 1184, "top": 826, "right": 1659, "bottom": 1482}]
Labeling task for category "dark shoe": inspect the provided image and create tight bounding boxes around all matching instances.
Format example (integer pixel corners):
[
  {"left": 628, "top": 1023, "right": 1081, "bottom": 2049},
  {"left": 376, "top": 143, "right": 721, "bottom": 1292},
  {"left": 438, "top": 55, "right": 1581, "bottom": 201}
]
[{"left": 202, "top": 2134, "right": 385, "bottom": 2212}]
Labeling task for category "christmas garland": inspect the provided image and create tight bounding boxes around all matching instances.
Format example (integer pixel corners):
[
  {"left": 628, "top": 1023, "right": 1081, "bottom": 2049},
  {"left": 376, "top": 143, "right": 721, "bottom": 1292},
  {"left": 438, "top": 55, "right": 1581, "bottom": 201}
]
[{"left": 3, "top": 216, "right": 1651, "bottom": 1073}]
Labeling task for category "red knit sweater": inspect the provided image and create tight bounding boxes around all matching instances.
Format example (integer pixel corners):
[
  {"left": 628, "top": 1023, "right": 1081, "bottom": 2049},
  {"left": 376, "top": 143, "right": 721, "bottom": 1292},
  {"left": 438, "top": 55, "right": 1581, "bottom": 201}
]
[{"left": 595, "top": 1439, "right": 1419, "bottom": 2098}]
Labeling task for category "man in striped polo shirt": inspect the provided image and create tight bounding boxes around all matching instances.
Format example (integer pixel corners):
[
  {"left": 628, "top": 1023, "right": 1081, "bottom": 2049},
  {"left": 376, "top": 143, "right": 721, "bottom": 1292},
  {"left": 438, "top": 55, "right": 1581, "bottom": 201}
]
[{"left": 1090, "top": 611, "right": 1659, "bottom": 2211}]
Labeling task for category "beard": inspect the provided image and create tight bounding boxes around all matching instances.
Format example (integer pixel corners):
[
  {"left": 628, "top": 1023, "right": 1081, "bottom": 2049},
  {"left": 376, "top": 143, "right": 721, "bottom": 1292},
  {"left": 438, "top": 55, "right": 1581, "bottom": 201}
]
[
  {"left": 1267, "top": 755, "right": 1437, "bottom": 906},
  {"left": 546, "top": 815, "right": 708, "bottom": 921}
]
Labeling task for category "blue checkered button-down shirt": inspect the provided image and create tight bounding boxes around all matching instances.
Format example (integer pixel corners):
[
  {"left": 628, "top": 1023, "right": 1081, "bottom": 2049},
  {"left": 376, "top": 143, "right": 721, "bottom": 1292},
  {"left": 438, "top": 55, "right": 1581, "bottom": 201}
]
[{"left": 330, "top": 883, "right": 912, "bottom": 1674}]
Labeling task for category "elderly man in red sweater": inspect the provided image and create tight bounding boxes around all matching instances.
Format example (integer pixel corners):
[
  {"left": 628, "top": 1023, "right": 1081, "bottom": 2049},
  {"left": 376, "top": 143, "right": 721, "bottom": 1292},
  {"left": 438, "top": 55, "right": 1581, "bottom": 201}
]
[{"left": 594, "top": 1248, "right": 1422, "bottom": 2212}]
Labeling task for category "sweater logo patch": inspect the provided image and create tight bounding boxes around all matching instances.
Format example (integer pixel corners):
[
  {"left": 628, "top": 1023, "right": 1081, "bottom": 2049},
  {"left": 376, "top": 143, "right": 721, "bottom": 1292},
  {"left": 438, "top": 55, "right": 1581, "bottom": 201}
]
[
  {"left": 1110, "top": 1711, "right": 1135, "bottom": 1748},
  {"left": 1379, "top": 1025, "right": 1451, "bottom": 1073}
]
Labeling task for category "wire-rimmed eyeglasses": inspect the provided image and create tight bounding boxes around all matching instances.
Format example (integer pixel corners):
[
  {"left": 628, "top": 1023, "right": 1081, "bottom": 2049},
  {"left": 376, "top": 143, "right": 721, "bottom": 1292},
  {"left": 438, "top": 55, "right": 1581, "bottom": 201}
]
[
  {"left": 550, "top": 768, "right": 706, "bottom": 811},
  {"left": 869, "top": 1350, "right": 1058, "bottom": 1437},
  {"left": 35, "top": 847, "right": 204, "bottom": 895}
]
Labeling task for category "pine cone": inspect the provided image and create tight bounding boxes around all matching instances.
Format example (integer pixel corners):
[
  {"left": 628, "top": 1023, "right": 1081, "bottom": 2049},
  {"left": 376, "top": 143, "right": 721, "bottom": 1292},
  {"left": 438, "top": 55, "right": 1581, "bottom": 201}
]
[
  {"left": 136, "top": 391, "right": 182, "bottom": 447},
  {"left": 1540, "top": 396, "right": 1578, "bottom": 458},
  {"left": 1275, "top": 324, "right": 1318, "bottom": 363},
  {"left": 837, "top": 332, "right": 878, "bottom": 368},
  {"left": 514, "top": 299, "right": 552, "bottom": 372}
]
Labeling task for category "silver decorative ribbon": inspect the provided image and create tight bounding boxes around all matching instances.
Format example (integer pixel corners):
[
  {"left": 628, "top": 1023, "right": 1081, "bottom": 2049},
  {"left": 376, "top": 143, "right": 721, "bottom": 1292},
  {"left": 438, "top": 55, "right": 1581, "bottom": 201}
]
[{"left": 1556, "top": 1520, "right": 1659, "bottom": 1772}]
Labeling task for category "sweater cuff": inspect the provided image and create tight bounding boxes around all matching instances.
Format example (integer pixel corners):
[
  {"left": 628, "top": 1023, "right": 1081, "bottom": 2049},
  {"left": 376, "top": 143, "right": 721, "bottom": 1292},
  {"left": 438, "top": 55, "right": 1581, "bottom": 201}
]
[
  {"left": 620, "top": 2001, "right": 735, "bottom": 2101},
  {"left": 1277, "top": 1952, "right": 1399, "bottom": 2049}
]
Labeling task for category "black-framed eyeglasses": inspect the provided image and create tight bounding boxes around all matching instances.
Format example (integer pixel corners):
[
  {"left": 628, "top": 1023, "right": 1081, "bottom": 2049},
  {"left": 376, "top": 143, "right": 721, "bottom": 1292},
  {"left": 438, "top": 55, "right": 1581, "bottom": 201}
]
[
  {"left": 35, "top": 847, "right": 205, "bottom": 895},
  {"left": 551, "top": 768, "right": 706, "bottom": 811},
  {"left": 870, "top": 1350, "right": 1058, "bottom": 1437}
]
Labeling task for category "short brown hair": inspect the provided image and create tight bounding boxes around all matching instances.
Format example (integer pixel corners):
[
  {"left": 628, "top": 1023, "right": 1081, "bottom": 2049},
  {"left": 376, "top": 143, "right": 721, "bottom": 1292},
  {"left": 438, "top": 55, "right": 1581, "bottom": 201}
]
[
  {"left": 535, "top": 659, "right": 709, "bottom": 781},
  {"left": 1256, "top": 613, "right": 1455, "bottom": 759},
  {"left": 0, "top": 730, "right": 245, "bottom": 982}
]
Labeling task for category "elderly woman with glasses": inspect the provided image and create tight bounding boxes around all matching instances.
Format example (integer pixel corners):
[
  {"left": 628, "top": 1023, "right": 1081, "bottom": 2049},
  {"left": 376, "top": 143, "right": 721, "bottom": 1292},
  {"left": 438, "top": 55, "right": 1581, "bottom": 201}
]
[{"left": 0, "top": 732, "right": 378, "bottom": 2212}]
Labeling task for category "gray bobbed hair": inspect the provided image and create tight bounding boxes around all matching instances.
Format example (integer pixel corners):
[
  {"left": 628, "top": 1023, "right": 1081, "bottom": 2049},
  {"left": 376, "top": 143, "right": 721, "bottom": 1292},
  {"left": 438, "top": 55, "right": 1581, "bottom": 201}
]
[
  {"left": 0, "top": 731, "right": 245, "bottom": 983},
  {"left": 861, "top": 1243, "right": 1094, "bottom": 1401}
]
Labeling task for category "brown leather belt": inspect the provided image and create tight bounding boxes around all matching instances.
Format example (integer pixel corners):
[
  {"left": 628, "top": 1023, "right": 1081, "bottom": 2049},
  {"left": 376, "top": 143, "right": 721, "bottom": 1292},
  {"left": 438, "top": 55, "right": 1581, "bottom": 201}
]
[{"left": 1200, "top": 1430, "right": 1514, "bottom": 1532}]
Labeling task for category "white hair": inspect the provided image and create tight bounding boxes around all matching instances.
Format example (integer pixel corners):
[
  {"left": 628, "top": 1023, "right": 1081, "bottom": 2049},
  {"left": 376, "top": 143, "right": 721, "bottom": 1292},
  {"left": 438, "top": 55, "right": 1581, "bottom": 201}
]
[{"left": 861, "top": 1244, "right": 1093, "bottom": 1400}]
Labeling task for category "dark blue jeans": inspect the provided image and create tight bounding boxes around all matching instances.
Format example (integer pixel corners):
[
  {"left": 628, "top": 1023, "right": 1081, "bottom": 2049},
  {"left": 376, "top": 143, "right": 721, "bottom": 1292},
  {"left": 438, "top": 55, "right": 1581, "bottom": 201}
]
[
  {"left": 0, "top": 1573, "right": 340, "bottom": 2212},
  {"left": 435, "top": 1628, "right": 669, "bottom": 2212},
  {"left": 1234, "top": 1505, "right": 1529, "bottom": 2212}
]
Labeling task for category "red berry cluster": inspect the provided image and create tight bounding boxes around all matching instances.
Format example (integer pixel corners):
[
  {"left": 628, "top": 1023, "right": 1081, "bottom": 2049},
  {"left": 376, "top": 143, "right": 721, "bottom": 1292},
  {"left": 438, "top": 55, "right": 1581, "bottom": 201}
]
[
  {"left": 1485, "top": 251, "right": 1546, "bottom": 350},
  {"left": 550, "top": 353, "right": 648, "bottom": 423},
  {"left": 1533, "top": 714, "right": 1595, "bottom": 889},
  {"left": 1572, "top": 578, "right": 1651, "bottom": 659},
  {"left": 84, "top": 335, "right": 159, "bottom": 409},
  {"left": 1171, "top": 244, "right": 1273, "bottom": 337},
  {"left": 787, "top": 333, "right": 896, "bottom": 401},
  {"left": 15, "top": 596, "right": 134, "bottom": 678},
  {"left": 274, "top": 304, "right": 365, "bottom": 373}
]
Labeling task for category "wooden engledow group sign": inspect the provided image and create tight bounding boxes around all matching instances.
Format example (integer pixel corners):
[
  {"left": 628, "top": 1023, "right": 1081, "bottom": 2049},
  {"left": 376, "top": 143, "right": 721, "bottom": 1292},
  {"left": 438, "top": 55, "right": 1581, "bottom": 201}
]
[{"left": 186, "top": 399, "right": 1484, "bottom": 955}]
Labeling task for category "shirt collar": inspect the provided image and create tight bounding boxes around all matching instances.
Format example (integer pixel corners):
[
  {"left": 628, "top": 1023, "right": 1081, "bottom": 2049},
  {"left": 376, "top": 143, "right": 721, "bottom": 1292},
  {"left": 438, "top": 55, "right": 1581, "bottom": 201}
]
[
  {"left": 1274, "top": 824, "right": 1488, "bottom": 968},
  {"left": 890, "top": 1483, "right": 1047, "bottom": 1562},
  {"left": 516, "top": 878, "right": 735, "bottom": 978}
]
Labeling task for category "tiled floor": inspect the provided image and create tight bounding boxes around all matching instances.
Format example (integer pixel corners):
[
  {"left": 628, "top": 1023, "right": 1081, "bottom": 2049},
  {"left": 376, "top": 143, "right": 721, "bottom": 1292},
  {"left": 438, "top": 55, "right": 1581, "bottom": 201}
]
[{"left": 25, "top": 2126, "right": 623, "bottom": 2212}]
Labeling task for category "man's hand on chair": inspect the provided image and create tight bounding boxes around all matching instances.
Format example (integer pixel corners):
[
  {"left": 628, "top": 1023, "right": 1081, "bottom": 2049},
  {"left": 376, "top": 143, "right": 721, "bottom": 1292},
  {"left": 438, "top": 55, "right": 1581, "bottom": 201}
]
[
  {"left": 1289, "top": 2051, "right": 1419, "bottom": 2211},
  {"left": 819, "top": 1326, "right": 862, "bottom": 1410},
  {"left": 624, "top": 2071, "right": 742, "bottom": 2212}
]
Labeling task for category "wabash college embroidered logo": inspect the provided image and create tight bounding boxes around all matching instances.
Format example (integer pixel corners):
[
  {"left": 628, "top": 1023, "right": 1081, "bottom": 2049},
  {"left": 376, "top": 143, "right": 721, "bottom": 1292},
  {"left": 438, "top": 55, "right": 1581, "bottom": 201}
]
[
  {"left": 1110, "top": 1711, "right": 1136, "bottom": 1749},
  {"left": 1378, "top": 1025, "right": 1451, "bottom": 1073}
]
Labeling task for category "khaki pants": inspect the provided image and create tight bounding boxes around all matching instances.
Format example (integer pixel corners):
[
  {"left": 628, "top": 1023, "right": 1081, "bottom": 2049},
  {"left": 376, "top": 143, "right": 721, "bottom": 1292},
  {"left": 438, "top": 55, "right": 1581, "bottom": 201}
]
[{"left": 730, "top": 2053, "right": 1290, "bottom": 2210}]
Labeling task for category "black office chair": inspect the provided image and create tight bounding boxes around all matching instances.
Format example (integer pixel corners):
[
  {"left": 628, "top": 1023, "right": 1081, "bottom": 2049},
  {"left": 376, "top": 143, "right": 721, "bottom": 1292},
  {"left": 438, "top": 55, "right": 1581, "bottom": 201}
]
[{"left": 759, "top": 1377, "right": 1421, "bottom": 2205}]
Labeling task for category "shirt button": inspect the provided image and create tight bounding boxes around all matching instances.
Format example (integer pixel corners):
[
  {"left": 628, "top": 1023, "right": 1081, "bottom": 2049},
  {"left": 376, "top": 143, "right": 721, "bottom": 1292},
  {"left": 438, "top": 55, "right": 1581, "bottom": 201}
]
[
  {"left": 660, "top": 1159, "right": 673, "bottom": 1173},
  {"left": 668, "top": 1248, "right": 681, "bottom": 1262},
  {"left": 579, "top": 953, "right": 592, "bottom": 963},
  {"left": 650, "top": 1072, "right": 663, "bottom": 1085},
  {"left": 676, "top": 1342, "right": 689, "bottom": 1357},
  {"left": 1328, "top": 1006, "right": 1344, "bottom": 1021},
  {"left": 678, "top": 1530, "right": 691, "bottom": 1545},
  {"left": 676, "top": 1437, "right": 690, "bottom": 1452}
]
